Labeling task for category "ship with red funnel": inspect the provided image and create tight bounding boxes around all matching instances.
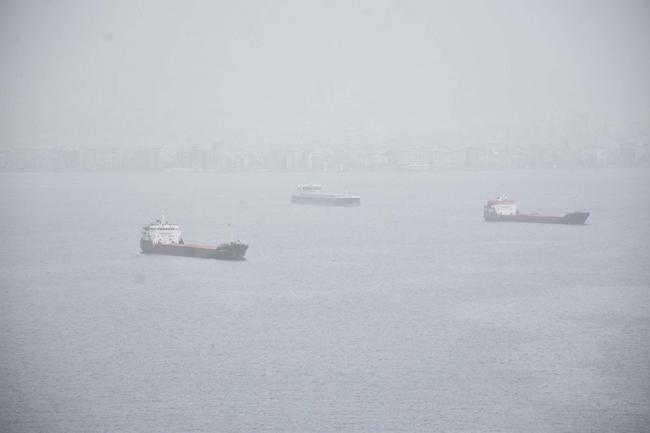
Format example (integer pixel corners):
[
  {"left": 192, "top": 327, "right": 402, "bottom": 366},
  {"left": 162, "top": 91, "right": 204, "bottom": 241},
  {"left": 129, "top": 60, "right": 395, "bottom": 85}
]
[
  {"left": 483, "top": 196, "right": 589, "bottom": 225},
  {"left": 140, "top": 215, "right": 248, "bottom": 260}
]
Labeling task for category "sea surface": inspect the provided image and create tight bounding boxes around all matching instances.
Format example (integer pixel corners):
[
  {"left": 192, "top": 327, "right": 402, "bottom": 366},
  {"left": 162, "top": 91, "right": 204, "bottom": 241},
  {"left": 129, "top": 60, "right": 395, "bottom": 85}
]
[{"left": 1, "top": 168, "right": 649, "bottom": 433}]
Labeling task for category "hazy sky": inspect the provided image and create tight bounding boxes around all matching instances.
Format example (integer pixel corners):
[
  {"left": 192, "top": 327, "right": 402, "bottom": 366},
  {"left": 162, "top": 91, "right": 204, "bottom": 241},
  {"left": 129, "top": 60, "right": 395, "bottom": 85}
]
[{"left": 1, "top": 0, "right": 649, "bottom": 149}]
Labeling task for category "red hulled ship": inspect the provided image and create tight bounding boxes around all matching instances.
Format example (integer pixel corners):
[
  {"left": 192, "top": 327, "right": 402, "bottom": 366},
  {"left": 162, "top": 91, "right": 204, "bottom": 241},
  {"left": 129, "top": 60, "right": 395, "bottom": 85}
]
[
  {"left": 140, "top": 216, "right": 248, "bottom": 260},
  {"left": 483, "top": 196, "right": 589, "bottom": 225}
]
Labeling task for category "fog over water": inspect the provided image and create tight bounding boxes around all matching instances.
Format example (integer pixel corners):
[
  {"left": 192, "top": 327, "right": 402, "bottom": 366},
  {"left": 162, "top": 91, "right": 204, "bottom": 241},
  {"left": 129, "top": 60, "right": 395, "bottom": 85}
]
[
  {"left": 1, "top": 0, "right": 649, "bottom": 148},
  {"left": 1, "top": 1, "right": 650, "bottom": 433}
]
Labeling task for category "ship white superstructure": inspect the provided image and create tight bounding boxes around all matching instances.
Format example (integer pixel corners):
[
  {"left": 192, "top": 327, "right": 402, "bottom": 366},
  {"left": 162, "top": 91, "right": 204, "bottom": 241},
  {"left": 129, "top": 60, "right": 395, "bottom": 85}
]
[
  {"left": 141, "top": 215, "right": 183, "bottom": 245},
  {"left": 486, "top": 196, "right": 518, "bottom": 216}
]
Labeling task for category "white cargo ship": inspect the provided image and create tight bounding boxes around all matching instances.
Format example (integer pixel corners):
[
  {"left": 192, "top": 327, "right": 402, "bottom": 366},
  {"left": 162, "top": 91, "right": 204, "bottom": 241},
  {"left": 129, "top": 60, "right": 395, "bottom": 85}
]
[{"left": 291, "top": 185, "right": 361, "bottom": 207}]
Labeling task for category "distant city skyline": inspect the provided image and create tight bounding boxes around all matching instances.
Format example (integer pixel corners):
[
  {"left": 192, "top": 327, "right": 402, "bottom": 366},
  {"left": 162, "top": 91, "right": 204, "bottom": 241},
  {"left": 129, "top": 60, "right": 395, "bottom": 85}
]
[{"left": 1, "top": 139, "right": 647, "bottom": 172}]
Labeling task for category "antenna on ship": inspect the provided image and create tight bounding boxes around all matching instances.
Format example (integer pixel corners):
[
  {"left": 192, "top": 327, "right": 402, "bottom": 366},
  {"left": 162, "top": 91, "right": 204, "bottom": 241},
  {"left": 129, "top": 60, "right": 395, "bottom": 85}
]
[{"left": 228, "top": 223, "right": 234, "bottom": 243}]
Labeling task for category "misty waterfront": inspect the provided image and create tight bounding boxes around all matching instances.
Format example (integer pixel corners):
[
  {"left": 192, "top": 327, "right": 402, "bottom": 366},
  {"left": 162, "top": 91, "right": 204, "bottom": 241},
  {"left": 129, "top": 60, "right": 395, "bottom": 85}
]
[
  {"left": 1, "top": 168, "right": 649, "bottom": 432},
  {"left": 2, "top": 0, "right": 650, "bottom": 431}
]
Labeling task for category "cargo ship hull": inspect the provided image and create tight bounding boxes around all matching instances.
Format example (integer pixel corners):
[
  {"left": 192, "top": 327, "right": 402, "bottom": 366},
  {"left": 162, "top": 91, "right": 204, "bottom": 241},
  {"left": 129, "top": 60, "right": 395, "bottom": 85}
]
[
  {"left": 484, "top": 211, "right": 589, "bottom": 225},
  {"left": 140, "top": 239, "right": 248, "bottom": 260},
  {"left": 291, "top": 194, "right": 360, "bottom": 207}
]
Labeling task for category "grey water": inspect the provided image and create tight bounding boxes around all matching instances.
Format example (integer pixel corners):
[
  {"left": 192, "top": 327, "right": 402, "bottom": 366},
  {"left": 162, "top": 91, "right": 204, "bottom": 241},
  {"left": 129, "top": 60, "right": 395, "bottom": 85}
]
[{"left": 1, "top": 169, "right": 649, "bottom": 433}]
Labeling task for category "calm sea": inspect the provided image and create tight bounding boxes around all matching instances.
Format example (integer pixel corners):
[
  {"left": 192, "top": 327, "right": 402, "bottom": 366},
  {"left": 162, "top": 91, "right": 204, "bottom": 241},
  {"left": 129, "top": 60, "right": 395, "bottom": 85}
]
[{"left": 1, "top": 169, "right": 649, "bottom": 433}]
